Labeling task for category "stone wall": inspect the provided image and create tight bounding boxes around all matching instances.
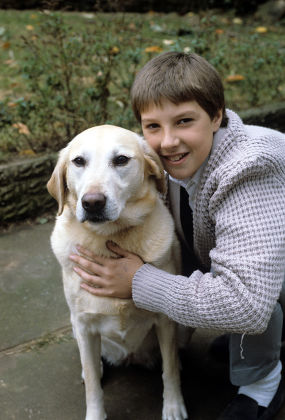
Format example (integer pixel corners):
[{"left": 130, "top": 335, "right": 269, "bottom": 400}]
[
  {"left": 1, "top": 0, "right": 268, "bottom": 14},
  {"left": 0, "top": 102, "right": 284, "bottom": 225},
  {"left": 240, "top": 102, "right": 285, "bottom": 133},
  {"left": 0, "top": 154, "right": 57, "bottom": 224}
]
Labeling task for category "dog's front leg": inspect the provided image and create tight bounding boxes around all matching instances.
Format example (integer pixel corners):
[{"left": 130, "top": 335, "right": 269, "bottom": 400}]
[
  {"left": 75, "top": 325, "right": 107, "bottom": 420},
  {"left": 156, "top": 317, "right": 188, "bottom": 420}
]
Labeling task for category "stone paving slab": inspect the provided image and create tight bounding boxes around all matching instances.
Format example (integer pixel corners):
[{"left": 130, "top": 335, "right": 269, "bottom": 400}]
[
  {"left": 0, "top": 222, "right": 69, "bottom": 350},
  {"left": 3, "top": 327, "right": 285, "bottom": 420},
  {"left": 0, "top": 327, "right": 234, "bottom": 420}
]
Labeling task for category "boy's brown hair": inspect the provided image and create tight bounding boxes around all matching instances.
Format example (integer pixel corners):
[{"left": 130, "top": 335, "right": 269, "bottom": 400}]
[{"left": 131, "top": 51, "right": 227, "bottom": 127}]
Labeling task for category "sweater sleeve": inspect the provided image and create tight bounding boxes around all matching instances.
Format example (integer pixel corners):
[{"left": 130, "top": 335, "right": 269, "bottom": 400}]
[{"left": 132, "top": 162, "right": 285, "bottom": 335}]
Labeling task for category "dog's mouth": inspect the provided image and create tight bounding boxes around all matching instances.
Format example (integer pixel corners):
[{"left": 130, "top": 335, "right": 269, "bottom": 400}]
[{"left": 82, "top": 213, "right": 110, "bottom": 224}]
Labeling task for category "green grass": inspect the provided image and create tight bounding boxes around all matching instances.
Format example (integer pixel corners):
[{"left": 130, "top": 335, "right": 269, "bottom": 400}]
[{"left": 0, "top": 9, "right": 284, "bottom": 162}]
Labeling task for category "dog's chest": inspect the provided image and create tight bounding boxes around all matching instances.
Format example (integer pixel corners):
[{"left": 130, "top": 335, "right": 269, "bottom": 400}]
[
  {"left": 51, "top": 208, "right": 177, "bottom": 316},
  {"left": 79, "top": 306, "right": 156, "bottom": 361}
]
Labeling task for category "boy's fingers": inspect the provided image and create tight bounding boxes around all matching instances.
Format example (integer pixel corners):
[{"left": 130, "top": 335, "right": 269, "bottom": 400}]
[
  {"left": 76, "top": 243, "right": 128, "bottom": 261},
  {"left": 73, "top": 247, "right": 109, "bottom": 266},
  {"left": 73, "top": 266, "right": 101, "bottom": 284},
  {"left": 106, "top": 241, "right": 129, "bottom": 258},
  {"left": 76, "top": 244, "right": 96, "bottom": 258},
  {"left": 80, "top": 282, "right": 112, "bottom": 296}
]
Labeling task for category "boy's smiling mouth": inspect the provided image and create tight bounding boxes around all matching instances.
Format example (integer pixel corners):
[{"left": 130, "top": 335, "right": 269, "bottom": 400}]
[{"left": 162, "top": 152, "right": 189, "bottom": 163}]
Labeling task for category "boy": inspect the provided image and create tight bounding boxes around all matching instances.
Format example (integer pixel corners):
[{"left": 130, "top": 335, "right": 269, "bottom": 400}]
[{"left": 70, "top": 52, "right": 285, "bottom": 419}]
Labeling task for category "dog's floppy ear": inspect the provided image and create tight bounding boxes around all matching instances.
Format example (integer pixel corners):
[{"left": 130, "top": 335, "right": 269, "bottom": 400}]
[
  {"left": 47, "top": 146, "right": 69, "bottom": 215},
  {"left": 142, "top": 140, "right": 166, "bottom": 195}
]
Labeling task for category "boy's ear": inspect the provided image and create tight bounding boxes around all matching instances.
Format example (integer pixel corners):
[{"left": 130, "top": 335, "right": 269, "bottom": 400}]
[
  {"left": 141, "top": 139, "right": 166, "bottom": 195},
  {"left": 47, "top": 146, "right": 69, "bottom": 215},
  {"left": 213, "top": 108, "right": 223, "bottom": 132}
]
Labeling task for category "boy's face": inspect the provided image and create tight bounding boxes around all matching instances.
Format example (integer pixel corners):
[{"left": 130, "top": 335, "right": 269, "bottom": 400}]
[{"left": 141, "top": 99, "right": 222, "bottom": 180}]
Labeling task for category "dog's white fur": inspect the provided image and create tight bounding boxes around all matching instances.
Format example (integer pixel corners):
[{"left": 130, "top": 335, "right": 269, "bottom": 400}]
[{"left": 47, "top": 125, "right": 188, "bottom": 420}]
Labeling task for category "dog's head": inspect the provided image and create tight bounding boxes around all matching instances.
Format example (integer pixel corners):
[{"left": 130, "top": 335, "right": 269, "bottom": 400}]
[{"left": 47, "top": 125, "right": 166, "bottom": 230}]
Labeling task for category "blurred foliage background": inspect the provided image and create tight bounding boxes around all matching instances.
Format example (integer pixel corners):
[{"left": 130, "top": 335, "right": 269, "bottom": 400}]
[{"left": 0, "top": 1, "right": 284, "bottom": 161}]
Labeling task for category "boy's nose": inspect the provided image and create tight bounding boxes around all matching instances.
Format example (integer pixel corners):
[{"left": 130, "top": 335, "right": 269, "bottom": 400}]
[{"left": 161, "top": 129, "right": 180, "bottom": 149}]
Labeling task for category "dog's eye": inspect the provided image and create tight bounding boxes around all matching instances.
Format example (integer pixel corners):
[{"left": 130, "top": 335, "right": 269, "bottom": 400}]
[
  {"left": 72, "top": 156, "right": 86, "bottom": 167},
  {"left": 113, "top": 155, "right": 130, "bottom": 166}
]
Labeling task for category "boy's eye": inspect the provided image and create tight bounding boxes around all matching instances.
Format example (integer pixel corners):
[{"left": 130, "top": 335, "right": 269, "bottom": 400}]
[
  {"left": 177, "top": 118, "right": 193, "bottom": 126},
  {"left": 146, "top": 123, "right": 159, "bottom": 130}
]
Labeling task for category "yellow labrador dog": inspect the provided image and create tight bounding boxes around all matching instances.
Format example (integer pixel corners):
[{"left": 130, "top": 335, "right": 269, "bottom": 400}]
[{"left": 47, "top": 125, "right": 188, "bottom": 420}]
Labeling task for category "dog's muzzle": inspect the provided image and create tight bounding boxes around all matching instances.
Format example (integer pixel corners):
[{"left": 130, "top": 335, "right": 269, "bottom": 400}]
[{"left": 81, "top": 192, "right": 108, "bottom": 223}]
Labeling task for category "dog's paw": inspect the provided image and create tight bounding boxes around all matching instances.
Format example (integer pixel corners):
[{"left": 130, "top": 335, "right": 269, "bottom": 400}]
[{"left": 162, "top": 400, "right": 188, "bottom": 420}]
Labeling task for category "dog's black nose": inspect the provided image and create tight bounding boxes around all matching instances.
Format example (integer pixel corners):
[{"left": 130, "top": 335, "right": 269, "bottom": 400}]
[{"left": 81, "top": 193, "right": 106, "bottom": 213}]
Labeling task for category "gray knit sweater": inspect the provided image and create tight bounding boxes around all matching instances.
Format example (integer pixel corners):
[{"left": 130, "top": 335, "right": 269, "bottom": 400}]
[{"left": 132, "top": 110, "right": 285, "bottom": 335}]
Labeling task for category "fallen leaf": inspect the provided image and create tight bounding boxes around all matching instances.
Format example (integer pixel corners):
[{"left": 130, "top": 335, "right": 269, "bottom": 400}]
[
  {"left": 220, "top": 17, "right": 229, "bottom": 24},
  {"left": 109, "top": 46, "right": 119, "bottom": 55},
  {"left": 150, "top": 24, "right": 163, "bottom": 32},
  {"left": 2, "top": 41, "right": 11, "bottom": 49},
  {"left": 128, "top": 23, "right": 136, "bottom": 30},
  {"left": 233, "top": 18, "right": 243, "bottom": 25},
  {"left": 255, "top": 26, "right": 268, "bottom": 33},
  {"left": 82, "top": 13, "right": 95, "bottom": 19},
  {"left": 53, "top": 121, "right": 64, "bottom": 128},
  {"left": 3, "top": 260, "right": 20, "bottom": 272},
  {"left": 278, "top": 83, "right": 285, "bottom": 94},
  {"left": 215, "top": 29, "right": 224, "bottom": 35},
  {"left": 145, "top": 46, "right": 163, "bottom": 53},
  {"left": 13, "top": 122, "right": 31, "bottom": 135},
  {"left": 36, "top": 217, "right": 48, "bottom": 224},
  {"left": 19, "top": 149, "right": 36, "bottom": 156},
  {"left": 26, "top": 25, "right": 34, "bottom": 31},
  {"left": 163, "top": 39, "right": 175, "bottom": 45},
  {"left": 225, "top": 74, "right": 245, "bottom": 82},
  {"left": 4, "top": 59, "right": 17, "bottom": 67},
  {"left": 116, "top": 100, "right": 124, "bottom": 108}
]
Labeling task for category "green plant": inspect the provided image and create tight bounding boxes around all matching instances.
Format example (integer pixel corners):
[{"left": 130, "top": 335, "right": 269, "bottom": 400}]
[
  {"left": 0, "top": 9, "right": 284, "bottom": 162},
  {"left": 0, "top": 11, "right": 143, "bottom": 159}
]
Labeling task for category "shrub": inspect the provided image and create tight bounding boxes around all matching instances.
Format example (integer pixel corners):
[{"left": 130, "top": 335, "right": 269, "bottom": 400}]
[
  {"left": 0, "top": 9, "right": 284, "bottom": 162},
  {"left": 0, "top": 11, "right": 143, "bottom": 159}
]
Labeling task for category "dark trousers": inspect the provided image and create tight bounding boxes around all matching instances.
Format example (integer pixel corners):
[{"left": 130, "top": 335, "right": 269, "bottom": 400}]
[
  {"left": 181, "top": 243, "right": 284, "bottom": 386},
  {"left": 230, "top": 302, "right": 283, "bottom": 386}
]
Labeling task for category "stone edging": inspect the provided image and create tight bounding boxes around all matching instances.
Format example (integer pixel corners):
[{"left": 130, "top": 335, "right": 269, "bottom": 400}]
[
  {"left": 240, "top": 102, "right": 285, "bottom": 132},
  {"left": 1, "top": 102, "right": 284, "bottom": 224},
  {"left": 0, "top": 153, "right": 58, "bottom": 224}
]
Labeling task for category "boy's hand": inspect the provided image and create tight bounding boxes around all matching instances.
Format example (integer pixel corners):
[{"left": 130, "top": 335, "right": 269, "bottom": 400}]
[{"left": 69, "top": 242, "right": 144, "bottom": 299}]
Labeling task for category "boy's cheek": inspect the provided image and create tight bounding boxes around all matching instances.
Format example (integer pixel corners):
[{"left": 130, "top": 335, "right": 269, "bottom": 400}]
[{"left": 143, "top": 136, "right": 159, "bottom": 152}]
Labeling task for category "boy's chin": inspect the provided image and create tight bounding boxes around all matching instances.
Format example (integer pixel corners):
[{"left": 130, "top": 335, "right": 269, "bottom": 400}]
[{"left": 165, "top": 167, "right": 196, "bottom": 180}]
